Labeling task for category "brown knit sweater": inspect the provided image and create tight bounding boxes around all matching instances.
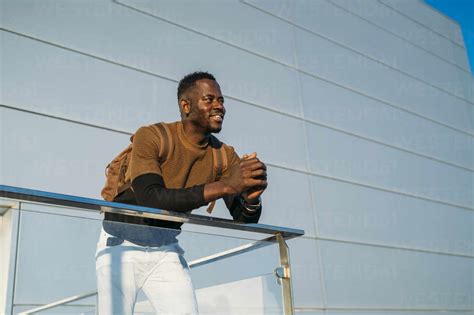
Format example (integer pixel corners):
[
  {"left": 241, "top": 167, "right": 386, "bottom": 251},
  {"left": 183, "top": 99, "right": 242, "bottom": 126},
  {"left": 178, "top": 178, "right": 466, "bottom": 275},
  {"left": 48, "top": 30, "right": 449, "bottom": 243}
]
[
  {"left": 126, "top": 121, "right": 238, "bottom": 190},
  {"left": 103, "top": 121, "right": 261, "bottom": 245}
]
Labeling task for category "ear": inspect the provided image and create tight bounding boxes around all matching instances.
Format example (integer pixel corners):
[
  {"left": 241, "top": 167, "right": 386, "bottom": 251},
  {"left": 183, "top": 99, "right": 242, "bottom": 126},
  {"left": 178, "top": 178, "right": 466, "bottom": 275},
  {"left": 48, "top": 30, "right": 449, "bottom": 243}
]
[{"left": 180, "top": 99, "right": 191, "bottom": 115}]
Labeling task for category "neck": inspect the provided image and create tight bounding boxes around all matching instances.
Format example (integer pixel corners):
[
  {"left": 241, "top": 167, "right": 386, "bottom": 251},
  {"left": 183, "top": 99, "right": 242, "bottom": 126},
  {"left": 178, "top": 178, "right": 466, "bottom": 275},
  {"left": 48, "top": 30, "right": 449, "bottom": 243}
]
[{"left": 182, "top": 121, "right": 209, "bottom": 145}]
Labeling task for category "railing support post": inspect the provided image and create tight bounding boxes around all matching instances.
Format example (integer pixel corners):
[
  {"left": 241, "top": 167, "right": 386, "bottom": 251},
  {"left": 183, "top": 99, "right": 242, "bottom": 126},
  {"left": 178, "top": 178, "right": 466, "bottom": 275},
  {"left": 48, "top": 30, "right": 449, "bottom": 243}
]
[{"left": 275, "top": 233, "right": 295, "bottom": 315}]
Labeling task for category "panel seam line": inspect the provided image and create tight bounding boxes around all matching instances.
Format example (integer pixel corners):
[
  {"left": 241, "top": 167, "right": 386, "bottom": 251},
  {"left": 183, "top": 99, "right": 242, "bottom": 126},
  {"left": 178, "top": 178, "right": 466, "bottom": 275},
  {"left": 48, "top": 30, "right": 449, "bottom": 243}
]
[
  {"left": 326, "top": 0, "right": 470, "bottom": 73},
  {"left": 379, "top": 0, "right": 466, "bottom": 48},
  {"left": 2, "top": 101, "right": 472, "bottom": 173},
  {"left": 2, "top": 103, "right": 473, "bottom": 212},
  {"left": 238, "top": 1, "right": 474, "bottom": 105},
  {"left": 2, "top": 27, "right": 473, "bottom": 137}
]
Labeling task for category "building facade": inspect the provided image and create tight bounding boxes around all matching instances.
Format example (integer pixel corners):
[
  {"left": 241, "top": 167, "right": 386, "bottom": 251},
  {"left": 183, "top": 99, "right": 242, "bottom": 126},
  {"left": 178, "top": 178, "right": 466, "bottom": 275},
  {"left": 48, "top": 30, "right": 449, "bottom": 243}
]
[{"left": 1, "top": 0, "right": 473, "bottom": 314}]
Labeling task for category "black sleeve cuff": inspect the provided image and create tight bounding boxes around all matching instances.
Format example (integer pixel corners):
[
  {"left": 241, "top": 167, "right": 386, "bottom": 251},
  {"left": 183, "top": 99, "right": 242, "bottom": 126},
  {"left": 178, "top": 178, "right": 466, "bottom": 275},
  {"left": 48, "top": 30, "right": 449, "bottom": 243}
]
[{"left": 224, "top": 195, "right": 262, "bottom": 223}]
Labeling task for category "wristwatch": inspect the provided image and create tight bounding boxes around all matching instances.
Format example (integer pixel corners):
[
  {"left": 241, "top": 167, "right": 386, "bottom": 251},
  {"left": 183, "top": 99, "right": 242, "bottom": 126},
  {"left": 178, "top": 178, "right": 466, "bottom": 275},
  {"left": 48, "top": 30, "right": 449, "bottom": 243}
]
[{"left": 240, "top": 196, "right": 261, "bottom": 212}]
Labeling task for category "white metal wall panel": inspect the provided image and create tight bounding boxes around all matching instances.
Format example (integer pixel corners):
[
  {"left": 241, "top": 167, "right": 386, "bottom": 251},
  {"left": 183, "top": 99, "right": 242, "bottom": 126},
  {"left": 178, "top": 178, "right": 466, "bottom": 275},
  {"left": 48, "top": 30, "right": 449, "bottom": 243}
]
[
  {"left": 1, "top": 108, "right": 128, "bottom": 198},
  {"left": 244, "top": 0, "right": 473, "bottom": 134},
  {"left": 245, "top": 0, "right": 472, "bottom": 102},
  {"left": 183, "top": 166, "right": 316, "bottom": 237},
  {"left": 1, "top": 0, "right": 303, "bottom": 117},
  {"left": 380, "top": 0, "right": 465, "bottom": 47},
  {"left": 217, "top": 99, "right": 309, "bottom": 171},
  {"left": 260, "top": 167, "right": 316, "bottom": 237},
  {"left": 300, "top": 73, "right": 473, "bottom": 170},
  {"left": 1, "top": 0, "right": 473, "bottom": 313},
  {"left": 305, "top": 123, "right": 473, "bottom": 208},
  {"left": 280, "top": 0, "right": 470, "bottom": 99},
  {"left": 330, "top": 0, "right": 470, "bottom": 71},
  {"left": 319, "top": 240, "right": 473, "bottom": 309},
  {"left": 286, "top": 237, "right": 324, "bottom": 308},
  {"left": 312, "top": 176, "right": 473, "bottom": 256},
  {"left": 295, "top": 28, "right": 473, "bottom": 134},
  {"left": 469, "top": 78, "right": 474, "bottom": 104},
  {"left": 118, "top": 0, "right": 297, "bottom": 67},
  {"left": 2, "top": 31, "right": 178, "bottom": 132}
]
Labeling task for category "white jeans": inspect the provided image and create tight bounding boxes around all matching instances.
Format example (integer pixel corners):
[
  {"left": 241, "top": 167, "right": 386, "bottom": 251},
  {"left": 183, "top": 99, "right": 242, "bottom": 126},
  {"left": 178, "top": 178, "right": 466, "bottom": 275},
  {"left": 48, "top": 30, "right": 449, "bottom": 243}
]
[{"left": 95, "top": 228, "right": 199, "bottom": 315}]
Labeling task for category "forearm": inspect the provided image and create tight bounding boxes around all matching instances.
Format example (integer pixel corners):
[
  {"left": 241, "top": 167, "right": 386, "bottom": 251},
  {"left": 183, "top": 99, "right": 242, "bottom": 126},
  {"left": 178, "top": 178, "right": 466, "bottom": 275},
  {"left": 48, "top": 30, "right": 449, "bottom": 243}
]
[
  {"left": 203, "top": 181, "right": 230, "bottom": 203},
  {"left": 133, "top": 173, "right": 237, "bottom": 212},
  {"left": 206, "top": 177, "right": 263, "bottom": 223},
  {"left": 132, "top": 173, "right": 207, "bottom": 212},
  {"left": 132, "top": 172, "right": 263, "bottom": 220}
]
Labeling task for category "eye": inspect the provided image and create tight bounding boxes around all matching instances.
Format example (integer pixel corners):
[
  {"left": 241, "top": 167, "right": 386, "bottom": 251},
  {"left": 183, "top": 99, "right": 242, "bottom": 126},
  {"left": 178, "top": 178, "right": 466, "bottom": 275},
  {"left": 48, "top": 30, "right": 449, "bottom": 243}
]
[{"left": 203, "top": 97, "right": 212, "bottom": 103}]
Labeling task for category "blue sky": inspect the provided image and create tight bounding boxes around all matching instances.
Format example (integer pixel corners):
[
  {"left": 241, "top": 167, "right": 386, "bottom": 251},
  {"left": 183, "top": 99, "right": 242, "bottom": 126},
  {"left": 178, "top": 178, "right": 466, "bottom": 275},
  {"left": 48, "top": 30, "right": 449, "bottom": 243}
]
[{"left": 424, "top": 0, "right": 474, "bottom": 73}]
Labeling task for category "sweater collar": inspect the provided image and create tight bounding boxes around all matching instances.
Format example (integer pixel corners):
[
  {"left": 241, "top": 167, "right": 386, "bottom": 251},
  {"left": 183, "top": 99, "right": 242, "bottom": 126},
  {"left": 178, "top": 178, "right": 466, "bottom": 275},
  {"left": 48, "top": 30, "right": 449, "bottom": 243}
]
[{"left": 177, "top": 121, "right": 209, "bottom": 152}]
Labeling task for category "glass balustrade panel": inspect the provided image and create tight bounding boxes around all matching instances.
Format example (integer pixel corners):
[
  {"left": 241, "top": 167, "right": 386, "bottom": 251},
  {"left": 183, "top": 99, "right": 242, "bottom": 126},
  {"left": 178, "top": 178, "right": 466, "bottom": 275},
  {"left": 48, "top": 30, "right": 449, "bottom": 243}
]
[{"left": 0, "top": 199, "right": 284, "bottom": 315}]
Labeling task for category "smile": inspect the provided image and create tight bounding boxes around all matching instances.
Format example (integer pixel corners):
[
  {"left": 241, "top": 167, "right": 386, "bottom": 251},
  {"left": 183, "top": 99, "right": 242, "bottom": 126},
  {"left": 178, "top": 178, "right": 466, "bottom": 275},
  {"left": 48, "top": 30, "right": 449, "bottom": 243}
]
[{"left": 210, "top": 114, "right": 223, "bottom": 122}]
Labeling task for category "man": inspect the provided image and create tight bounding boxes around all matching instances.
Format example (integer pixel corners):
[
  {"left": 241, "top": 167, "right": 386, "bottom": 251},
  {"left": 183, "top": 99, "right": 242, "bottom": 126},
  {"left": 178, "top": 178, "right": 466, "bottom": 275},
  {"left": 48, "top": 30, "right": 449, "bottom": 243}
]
[{"left": 96, "top": 71, "right": 267, "bottom": 314}]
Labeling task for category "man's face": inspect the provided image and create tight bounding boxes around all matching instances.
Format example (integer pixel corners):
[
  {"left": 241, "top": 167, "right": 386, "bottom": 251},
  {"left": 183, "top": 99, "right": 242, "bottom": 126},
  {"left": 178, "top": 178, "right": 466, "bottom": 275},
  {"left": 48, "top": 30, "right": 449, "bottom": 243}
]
[{"left": 186, "top": 79, "right": 226, "bottom": 134}]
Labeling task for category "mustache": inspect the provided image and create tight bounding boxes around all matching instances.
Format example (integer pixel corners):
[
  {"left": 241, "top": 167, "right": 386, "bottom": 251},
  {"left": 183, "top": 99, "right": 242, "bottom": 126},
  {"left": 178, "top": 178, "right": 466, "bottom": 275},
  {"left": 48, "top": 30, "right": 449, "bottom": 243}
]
[{"left": 209, "top": 110, "right": 225, "bottom": 117}]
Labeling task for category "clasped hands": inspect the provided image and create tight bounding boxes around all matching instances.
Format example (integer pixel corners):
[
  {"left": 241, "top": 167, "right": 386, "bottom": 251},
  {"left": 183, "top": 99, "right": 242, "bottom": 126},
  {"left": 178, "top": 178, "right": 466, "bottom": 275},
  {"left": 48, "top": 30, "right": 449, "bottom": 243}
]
[{"left": 222, "top": 152, "right": 267, "bottom": 205}]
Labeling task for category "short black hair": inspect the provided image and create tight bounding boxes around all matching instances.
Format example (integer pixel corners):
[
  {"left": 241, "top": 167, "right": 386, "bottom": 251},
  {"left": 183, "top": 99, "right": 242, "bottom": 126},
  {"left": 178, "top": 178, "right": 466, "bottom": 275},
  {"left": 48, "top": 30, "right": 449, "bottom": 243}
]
[{"left": 177, "top": 71, "right": 216, "bottom": 100}]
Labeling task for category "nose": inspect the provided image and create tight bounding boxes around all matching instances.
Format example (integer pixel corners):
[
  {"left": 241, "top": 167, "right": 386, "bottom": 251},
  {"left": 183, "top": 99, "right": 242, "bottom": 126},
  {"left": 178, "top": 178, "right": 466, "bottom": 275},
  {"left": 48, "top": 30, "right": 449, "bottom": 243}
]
[{"left": 213, "top": 99, "right": 225, "bottom": 112}]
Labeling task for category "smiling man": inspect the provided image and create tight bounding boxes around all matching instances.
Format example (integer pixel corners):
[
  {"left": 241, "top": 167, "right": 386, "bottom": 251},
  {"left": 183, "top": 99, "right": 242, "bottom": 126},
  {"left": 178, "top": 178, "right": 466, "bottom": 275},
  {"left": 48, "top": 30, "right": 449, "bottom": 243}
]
[{"left": 96, "top": 71, "right": 267, "bottom": 315}]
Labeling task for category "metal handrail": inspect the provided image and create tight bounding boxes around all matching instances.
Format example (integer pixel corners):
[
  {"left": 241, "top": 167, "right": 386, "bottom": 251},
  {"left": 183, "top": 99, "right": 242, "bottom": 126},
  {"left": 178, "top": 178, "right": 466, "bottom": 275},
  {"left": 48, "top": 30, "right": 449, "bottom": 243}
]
[
  {"left": 1, "top": 185, "right": 304, "bottom": 314},
  {"left": 0, "top": 185, "right": 304, "bottom": 239}
]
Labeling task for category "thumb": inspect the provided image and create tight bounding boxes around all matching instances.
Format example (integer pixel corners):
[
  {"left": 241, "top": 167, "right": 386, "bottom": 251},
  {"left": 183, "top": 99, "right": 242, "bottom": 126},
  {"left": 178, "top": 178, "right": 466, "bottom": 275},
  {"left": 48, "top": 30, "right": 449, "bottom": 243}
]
[{"left": 242, "top": 152, "right": 257, "bottom": 160}]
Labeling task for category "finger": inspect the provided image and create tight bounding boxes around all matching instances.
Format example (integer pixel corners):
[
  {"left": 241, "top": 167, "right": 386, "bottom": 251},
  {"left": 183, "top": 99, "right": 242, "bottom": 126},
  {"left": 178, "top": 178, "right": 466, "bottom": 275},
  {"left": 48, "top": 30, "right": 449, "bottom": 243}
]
[
  {"left": 245, "top": 178, "right": 267, "bottom": 188},
  {"left": 242, "top": 171, "right": 266, "bottom": 182},
  {"left": 240, "top": 157, "right": 259, "bottom": 167},
  {"left": 250, "top": 182, "right": 267, "bottom": 191},
  {"left": 254, "top": 174, "right": 267, "bottom": 181},
  {"left": 242, "top": 158, "right": 266, "bottom": 170},
  {"left": 241, "top": 160, "right": 266, "bottom": 171},
  {"left": 251, "top": 180, "right": 268, "bottom": 190},
  {"left": 247, "top": 189, "right": 264, "bottom": 200},
  {"left": 246, "top": 185, "right": 267, "bottom": 200},
  {"left": 242, "top": 152, "right": 257, "bottom": 161},
  {"left": 249, "top": 169, "right": 266, "bottom": 178}
]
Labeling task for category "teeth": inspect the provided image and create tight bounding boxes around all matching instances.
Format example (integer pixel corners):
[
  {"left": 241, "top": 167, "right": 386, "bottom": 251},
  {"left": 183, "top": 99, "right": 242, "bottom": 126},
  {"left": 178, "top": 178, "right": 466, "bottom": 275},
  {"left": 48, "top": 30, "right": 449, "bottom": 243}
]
[{"left": 212, "top": 115, "right": 223, "bottom": 122}]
